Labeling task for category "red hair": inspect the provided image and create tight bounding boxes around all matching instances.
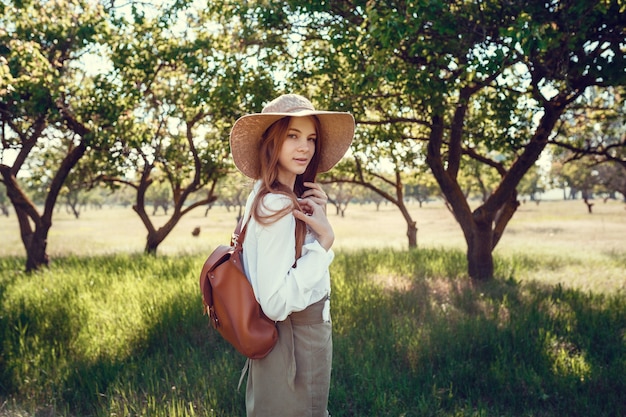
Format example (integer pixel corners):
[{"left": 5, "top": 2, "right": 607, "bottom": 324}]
[{"left": 250, "top": 116, "right": 323, "bottom": 261}]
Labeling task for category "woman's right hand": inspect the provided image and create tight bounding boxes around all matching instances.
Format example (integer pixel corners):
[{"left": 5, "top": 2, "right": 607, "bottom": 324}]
[{"left": 293, "top": 198, "right": 335, "bottom": 251}]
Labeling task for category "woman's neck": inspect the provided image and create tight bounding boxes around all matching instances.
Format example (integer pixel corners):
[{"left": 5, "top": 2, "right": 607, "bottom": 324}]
[{"left": 276, "top": 172, "right": 296, "bottom": 191}]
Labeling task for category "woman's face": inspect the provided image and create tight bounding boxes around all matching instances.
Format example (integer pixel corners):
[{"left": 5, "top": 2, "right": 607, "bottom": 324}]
[{"left": 276, "top": 116, "right": 317, "bottom": 188}]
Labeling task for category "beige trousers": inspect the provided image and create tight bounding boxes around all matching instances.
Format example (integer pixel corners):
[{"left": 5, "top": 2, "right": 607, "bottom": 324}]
[{"left": 246, "top": 298, "right": 332, "bottom": 417}]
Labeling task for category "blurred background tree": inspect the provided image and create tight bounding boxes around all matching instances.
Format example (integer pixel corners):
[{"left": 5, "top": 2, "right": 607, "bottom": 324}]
[{"left": 1, "top": 0, "right": 624, "bottom": 278}]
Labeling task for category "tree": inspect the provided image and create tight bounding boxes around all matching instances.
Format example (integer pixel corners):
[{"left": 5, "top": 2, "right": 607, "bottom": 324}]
[
  {"left": 551, "top": 157, "right": 596, "bottom": 200},
  {"left": 594, "top": 162, "right": 626, "bottom": 201},
  {"left": 25, "top": 141, "right": 97, "bottom": 219},
  {"left": 404, "top": 168, "right": 439, "bottom": 208},
  {"left": 248, "top": 0, "right": 626, "bottom": 279},
  {"left": 551, "top": 87, "right": 626, "bottom": 169},
  {"left": 550, "top": 86, "right": 626, "bottom": 203},
  {"left": 0, "top": 0, "right": 111, "bottom": 271},
  {"left": 322, "top": 122, "right": 425, "bottom": 247},
  {"left": 145, "top": 179, "right": 172, "bottom": 216},
  {"left": 517, "top": 164, "right": 548, "bottom": 203},
  {"left": 215, "top": 172, "right": 250, "bottom": 221},
  {"left": 88, "top": 1, "right": 277, "bottom": 254},
  {"left": 0, "top": 183, "right": 9, "bottom": 216},
  {"left": 322, "top": 181, "right": 356, "bottom": 218}
]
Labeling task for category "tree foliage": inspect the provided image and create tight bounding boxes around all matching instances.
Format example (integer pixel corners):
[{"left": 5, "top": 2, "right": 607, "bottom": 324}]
[
  {"left": 233, "top": 0, "right": 626, "bottom": 279},
  {"left": 1, "top": 0, "right": 624, "bottom": 278},
  {"left": 0, "top": 0, "right": 110, "bottom": 270},
  {"left": 0, "top": 0, "right": 284, "bottom": 262},
  {"left": 84, "top": 0, "right": 280, "bottom": 254}
]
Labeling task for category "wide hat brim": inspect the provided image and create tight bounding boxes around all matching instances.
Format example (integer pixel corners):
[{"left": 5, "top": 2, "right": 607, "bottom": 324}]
[{"left": 230, "top": 106, "right": 355, "bottom": 179}]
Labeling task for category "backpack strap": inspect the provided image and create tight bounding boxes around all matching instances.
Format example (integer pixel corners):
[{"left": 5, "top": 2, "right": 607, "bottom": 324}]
[{"left": 232, "top": 214, "right": 251, "bottom": 248}]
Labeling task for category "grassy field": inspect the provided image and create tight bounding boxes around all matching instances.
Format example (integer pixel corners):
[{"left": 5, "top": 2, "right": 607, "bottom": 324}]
[
  {"left": 1, "top": 198, "right": 625, "bottom": 292},
  {"left": 0, "top": 198, "right": 625, "bottom": 416}
]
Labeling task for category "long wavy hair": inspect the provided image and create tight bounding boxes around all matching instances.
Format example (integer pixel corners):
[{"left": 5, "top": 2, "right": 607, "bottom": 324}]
[{"left": 250, "top": 115, "right": 323, "bottom": 261}]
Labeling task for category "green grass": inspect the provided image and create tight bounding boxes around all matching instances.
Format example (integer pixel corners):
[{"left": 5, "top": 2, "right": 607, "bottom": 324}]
[{"left": 1, "top": 249, "right": 625, "bottom": 416}]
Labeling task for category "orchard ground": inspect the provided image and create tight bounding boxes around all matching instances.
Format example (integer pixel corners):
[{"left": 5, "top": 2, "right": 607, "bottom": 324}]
[
  {"left": 1, "top": 197, "right": 624, "bottom": 294},
  {"left": 1, "top": 197, "right": 625, "bottom": 417}
]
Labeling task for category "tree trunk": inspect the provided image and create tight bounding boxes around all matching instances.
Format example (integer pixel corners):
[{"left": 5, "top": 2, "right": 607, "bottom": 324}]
[
  {"left": 467, "top": 239, "right": 494, "bottom": 280},
  {"left": 68, "top": 198, "right": 80, "bottom": 219},
  {"left": 0, "top": 166, "right": 51, "bottom": 271},
  {"left": 142, "top": 202, "right": 185, "bottom": 255},
  {"left": 407, "top": 221, "right": 417, "bottom": 248},
  {"left": 25, "top": 227, "right": 51, "bottom": 271},
  {"left": 135, "top": 178, "right": 218, "bottom": 255},
  {"left": 493, "top": 194, "right": 520, "bottom": 248},
  {"left": 467, "top": 216, "right": 495, "bottom": 280},
  {"left": 145, "top": 229, "right": 167, "bottom": 255}
]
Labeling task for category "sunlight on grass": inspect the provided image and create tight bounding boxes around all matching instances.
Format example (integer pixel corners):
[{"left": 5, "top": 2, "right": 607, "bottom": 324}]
[{"left": 1, "top": 244, "right": 625, "bottom": 415}]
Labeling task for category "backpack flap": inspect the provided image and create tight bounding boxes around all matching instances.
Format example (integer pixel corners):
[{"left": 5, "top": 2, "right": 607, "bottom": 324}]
[{"left": 200, "top": 244, "right": 234, "bottom": 327}]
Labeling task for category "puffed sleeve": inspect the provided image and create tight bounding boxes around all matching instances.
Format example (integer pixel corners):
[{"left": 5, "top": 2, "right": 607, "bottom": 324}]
[{"left": 242, "top": 193, "right": 334, "bottom": 322}]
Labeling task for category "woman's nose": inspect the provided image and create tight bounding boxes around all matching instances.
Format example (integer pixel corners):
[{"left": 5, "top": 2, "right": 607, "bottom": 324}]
[{"left": 297, "top": 138, "right": 309, "bottom": 151}]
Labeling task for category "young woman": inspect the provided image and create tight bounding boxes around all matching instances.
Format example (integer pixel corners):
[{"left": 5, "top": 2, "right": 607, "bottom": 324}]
[{"left": 229, "top": 94, "right": 354, "bottom": 417}]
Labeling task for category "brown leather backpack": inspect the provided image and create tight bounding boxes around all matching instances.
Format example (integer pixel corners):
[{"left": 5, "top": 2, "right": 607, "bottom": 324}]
[{"left": 199, "top": 217, "right": 278, "bottom": 359}]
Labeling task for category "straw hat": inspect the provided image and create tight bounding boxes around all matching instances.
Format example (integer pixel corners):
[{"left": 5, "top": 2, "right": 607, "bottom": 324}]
[{"left": 229, "top": 94, "right": 355, "bottom": 179}]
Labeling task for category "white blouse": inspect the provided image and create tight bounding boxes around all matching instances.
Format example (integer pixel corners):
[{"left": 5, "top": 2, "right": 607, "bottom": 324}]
[{"left": 241, "top": 181, "right": 334, "bottom": 322}]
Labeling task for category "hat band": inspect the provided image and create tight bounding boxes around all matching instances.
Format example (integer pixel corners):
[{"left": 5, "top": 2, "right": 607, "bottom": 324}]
[{"left": 263, "top": 105, "right": 315, "bottom": 114}]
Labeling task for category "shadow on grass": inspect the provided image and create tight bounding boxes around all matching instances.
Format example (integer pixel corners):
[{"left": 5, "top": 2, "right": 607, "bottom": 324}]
[
  {"left": 330, "top": 248, "right": 626, "bottom": 416},
  {"left": 0, "top": 255, "right": 247, "bottom": 416},
  {"left": 1, "top": 250, "right": 625, "bottom": 417},
  {"left": 56, "top": 296, "right": 246, "bottom": 416}
]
